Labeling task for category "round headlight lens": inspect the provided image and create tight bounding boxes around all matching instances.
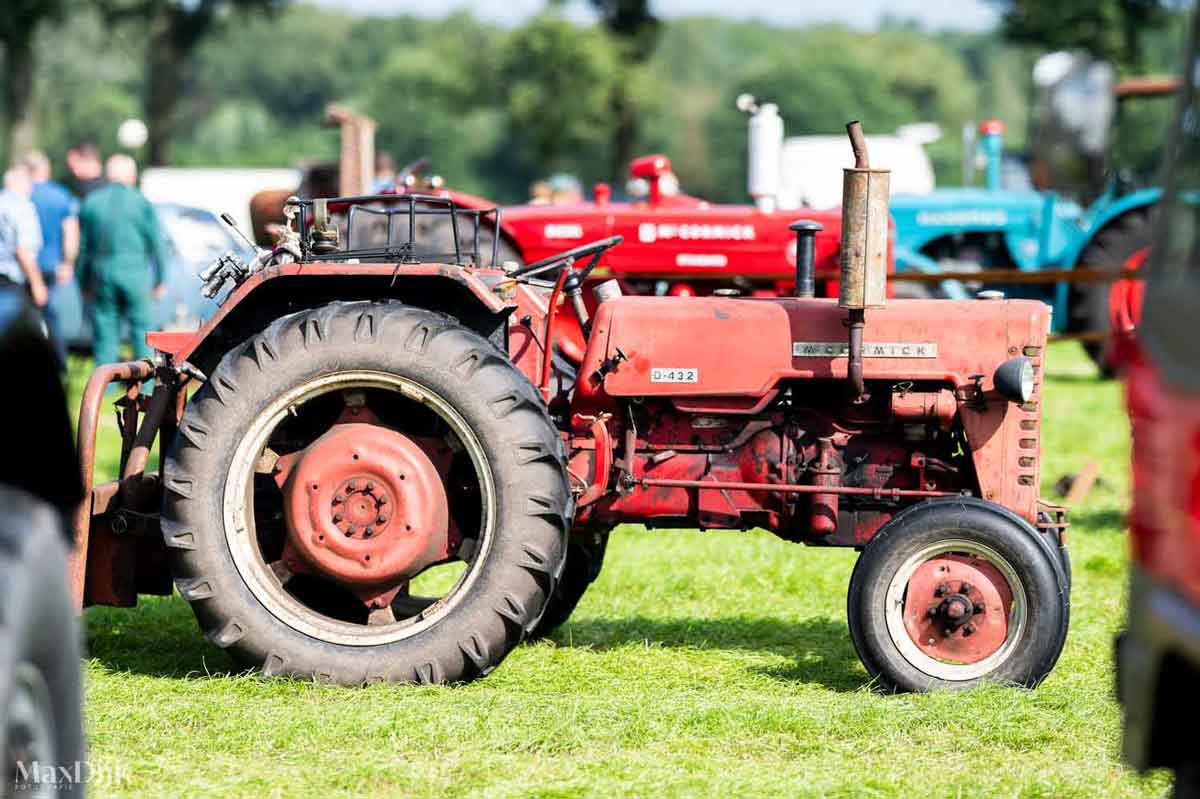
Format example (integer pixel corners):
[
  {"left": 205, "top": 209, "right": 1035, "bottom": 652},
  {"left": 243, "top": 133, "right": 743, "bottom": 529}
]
[{"left": 994, "top": 356, "right": 1034, "bottom": 403}]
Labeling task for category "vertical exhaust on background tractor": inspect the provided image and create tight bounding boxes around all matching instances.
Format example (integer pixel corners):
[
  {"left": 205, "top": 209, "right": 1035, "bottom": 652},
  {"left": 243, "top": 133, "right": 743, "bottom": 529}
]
[
  {"left": 838, "top": 120, "right": 890, "bottom": 401},
  {"left": 737, "top": 94, "right": 784, "bottom": 213}
]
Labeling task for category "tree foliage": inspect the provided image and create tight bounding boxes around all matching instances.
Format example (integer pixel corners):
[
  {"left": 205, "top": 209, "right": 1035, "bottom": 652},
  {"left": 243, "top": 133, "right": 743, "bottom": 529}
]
[
  {"left": 98, "top": 0, "right": 287, "bottom": 164},
  {"left": 10, "top": 4, "right": 1119, "bottom": 203},
  {"left": 0, "top": 0, "right": 68, "bottom": 160},
  {"left": 993, "top": 0, "right": 1170, "bottom": 69}
]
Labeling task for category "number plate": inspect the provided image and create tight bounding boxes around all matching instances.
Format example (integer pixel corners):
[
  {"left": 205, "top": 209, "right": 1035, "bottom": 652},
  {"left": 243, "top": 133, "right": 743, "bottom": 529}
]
[{"left": 651, "top": 367, "right": 699, "bottom": 383}]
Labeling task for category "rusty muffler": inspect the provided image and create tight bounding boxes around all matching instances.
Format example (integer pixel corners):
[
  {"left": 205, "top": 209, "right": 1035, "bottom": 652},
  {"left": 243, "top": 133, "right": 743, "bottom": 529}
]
[{"left": 838, "top": 120, "right": 890, "bottom": 401}]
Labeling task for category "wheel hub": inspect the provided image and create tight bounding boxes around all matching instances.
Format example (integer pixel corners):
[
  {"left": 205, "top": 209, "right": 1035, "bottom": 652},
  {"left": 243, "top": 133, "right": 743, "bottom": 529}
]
[
  {"left": 275, "top": 422, "right": 449, "bottom": 588},
  {"left": 903, "top": 553, "right": 1014, "bottom": 665}
]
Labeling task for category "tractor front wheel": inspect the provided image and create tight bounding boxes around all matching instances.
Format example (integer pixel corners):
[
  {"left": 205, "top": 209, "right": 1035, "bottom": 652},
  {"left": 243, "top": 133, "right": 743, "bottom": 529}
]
[
  {"left": 162, "top": 301, "right": 572, "bottom": 685},
  {"left": 847, "top": 498, "right": 1069, "bottom": 692}
]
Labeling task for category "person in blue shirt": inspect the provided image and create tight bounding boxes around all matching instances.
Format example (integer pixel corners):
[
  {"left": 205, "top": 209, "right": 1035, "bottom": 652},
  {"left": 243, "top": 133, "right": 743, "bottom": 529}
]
[
  {"left": 0, "top": 167, "right": 46, "bottom": 308},
  {"left": 23, "top": 151, "right": 78, "bottom": 367}
]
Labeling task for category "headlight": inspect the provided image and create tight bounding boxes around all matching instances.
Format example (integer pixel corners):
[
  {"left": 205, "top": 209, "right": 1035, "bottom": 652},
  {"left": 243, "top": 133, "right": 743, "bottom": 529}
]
[{"left": 994, "top": 356, "right": 1034, "bottom": 403}]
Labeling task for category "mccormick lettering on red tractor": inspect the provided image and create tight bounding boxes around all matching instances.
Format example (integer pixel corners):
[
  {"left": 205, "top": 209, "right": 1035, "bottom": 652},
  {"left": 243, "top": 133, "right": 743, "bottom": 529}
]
[{"left": 73, "top": 123, "right": 1069, "bottom": 691}]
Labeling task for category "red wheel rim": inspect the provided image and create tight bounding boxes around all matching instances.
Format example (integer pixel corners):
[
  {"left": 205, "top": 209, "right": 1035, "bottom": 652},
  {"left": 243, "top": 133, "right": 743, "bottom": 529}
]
[
  {"left": 274, "top": 422, "right": 450, "bottom": 593},
  {"left": 901, "top": 553, "right": 1015, "bottom": 665}
]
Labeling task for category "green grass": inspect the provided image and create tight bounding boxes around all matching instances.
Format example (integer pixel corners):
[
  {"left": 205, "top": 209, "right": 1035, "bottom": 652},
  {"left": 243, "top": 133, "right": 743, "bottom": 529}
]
[{"left": 74, "top": 343, "right": 1170, "bottom": 798}]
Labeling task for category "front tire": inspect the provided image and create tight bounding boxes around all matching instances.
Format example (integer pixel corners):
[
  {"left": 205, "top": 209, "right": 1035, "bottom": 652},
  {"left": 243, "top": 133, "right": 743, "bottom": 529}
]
[
  {"left": 847, "top": 498, "right": 1069, "bottom": 692},
  {"left": 0, "top": 485, "right": 84, "bottom": 793},
  {"left": 162, "top": 301, "right": 571, "bottom": 685}
]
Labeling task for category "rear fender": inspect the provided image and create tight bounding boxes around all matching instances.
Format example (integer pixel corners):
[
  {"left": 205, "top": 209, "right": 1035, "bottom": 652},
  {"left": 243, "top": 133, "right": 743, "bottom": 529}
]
[
  {"left": 1063, "top": 188, "right": 1162, "bottom": 267},
  {"left": 151, "top": 262, "right": 517, "bottom": 374}
]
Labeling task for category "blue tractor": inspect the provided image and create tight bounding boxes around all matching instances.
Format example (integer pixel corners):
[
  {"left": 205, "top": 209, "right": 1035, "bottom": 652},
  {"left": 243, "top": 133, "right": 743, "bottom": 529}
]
[{"left": 890, "top": 57, "right": 1174, "bottom": 372}]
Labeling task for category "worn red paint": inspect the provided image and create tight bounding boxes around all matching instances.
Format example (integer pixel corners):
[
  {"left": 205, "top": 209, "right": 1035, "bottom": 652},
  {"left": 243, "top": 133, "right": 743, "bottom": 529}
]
[
  {"left": 902, "top": 553, "right": 1013, "bottom": 665},
  {"left": 72, "top": 252, "right": 1054, "bottom": 608},
  {"left": 274, "top": 422, "right": 450, "bottom": 591}
]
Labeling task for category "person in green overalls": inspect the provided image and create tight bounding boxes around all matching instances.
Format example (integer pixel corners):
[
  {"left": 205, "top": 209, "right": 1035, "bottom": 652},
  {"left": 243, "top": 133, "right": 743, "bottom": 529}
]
[{"left": 77, "top": 154, "right": 167, "bottom": 367}]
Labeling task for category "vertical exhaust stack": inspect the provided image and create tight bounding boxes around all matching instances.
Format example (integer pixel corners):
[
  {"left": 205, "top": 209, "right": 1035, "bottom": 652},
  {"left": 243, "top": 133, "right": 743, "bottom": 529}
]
[
  {"left": 738, "top": 94, "right": 784, "bottom": 213},
  {"left": 838, "top": 120, "right": 890, "bottom": 401}
]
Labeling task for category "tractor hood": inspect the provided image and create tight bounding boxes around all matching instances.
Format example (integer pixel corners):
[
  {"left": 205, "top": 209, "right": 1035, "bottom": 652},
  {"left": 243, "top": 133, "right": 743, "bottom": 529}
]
[{"left": 580, "top": 295, "right": 1050, "bottom": 400}]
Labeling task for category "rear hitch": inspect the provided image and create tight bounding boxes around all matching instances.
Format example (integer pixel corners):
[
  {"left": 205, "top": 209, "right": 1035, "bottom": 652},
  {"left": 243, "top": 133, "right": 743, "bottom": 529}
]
[{"left": 70, "top": 359, "right": 189, "bottom": 609}]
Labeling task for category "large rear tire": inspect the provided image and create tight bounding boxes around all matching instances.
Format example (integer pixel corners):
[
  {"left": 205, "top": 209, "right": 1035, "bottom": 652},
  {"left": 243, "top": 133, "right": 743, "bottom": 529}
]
[
  {"left": 847, "top": 498, "right": 1069, "bottom": 692},
  {"left": 162, "top": 301, "right": 571, "bottom": 685},
  {"left": 0, "top": 485, "right": 84, "bottom": 794}
]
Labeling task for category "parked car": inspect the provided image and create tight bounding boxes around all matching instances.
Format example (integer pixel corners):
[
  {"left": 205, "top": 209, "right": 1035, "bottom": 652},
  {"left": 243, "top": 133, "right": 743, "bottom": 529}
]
[
  {"left": 56, "top": 202, "right": 256, "bottom": 351},
  {"left": 1117, "top": 8, "right": 1200, "bottom": 795}
]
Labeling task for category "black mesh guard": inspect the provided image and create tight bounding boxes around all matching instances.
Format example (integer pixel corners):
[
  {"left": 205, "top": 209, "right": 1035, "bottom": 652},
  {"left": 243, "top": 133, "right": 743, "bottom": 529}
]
[{"left": 288, "top": 194, "right": 502, "bottom": 267}]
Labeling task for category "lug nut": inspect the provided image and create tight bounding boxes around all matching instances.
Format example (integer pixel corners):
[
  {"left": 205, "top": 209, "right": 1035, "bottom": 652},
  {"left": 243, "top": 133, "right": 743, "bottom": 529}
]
[
  {"left": 960, "top": 582, "right": 973, "bottom": 594},
  {"left": 934, "top": 583, "right": 947, "bottom": 597},
  {"left": 378, "top": 496, "right": 388, "bottom": 506},
  {"left": 363, "top": 526, "right": 374, "bottom": 538},
  {"left": 963, "top": 623, "right": 976, "bottom": 636},
  {"left": 347, "top": 480, "right": 359, "bottom": 492},
  {"left": 927, "top": 606, "right": 939, "bottom": 618},
  {"left": 376, "top": 515, "right": 387, "bottom": 525},
  {"left": 346, "top": 524, "right": 357, "bottom": 536},
  {"left": 365, "top": 481, "right": 375, "bottom": 492},
  {"left": 333, "top": 494, "right": 345, "bottom": 505},
  {"left": 333, "top": 513, "right": 344, "bottom": 523},
  {"left": 973, "top": 602, "right": 985, "bottom": 614}
]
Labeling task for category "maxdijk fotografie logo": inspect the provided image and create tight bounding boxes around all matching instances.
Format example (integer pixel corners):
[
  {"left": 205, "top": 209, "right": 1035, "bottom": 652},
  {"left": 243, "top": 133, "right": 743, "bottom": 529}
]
[{"left": 11, "top": 759, "right": 129, "bottom": 793}]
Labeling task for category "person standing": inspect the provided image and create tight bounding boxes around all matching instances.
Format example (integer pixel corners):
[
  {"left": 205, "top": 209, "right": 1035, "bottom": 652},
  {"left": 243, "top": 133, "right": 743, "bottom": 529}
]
[
  {"left": 66, "top": 142, "right": 106, "bottom": 199},
  {"left": 0, "top": 167, "right": 47, "bottom": 310},
  {"left": 77, "top": 155, "right": 166, "bottom": 367},
  {"left": 24, "top": 151, "right": 78, "bottom": 366}
]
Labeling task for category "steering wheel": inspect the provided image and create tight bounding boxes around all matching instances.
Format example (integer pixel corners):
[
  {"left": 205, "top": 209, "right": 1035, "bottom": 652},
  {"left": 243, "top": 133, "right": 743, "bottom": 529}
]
[{"left": 511, "top": 235, "right": 623, "bottom": 282}]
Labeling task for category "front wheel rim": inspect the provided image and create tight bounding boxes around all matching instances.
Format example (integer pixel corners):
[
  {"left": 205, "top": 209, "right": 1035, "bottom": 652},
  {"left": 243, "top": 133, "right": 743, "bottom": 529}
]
[{"left": 883, "top": 538, "right": 1028, "bottom": 682}]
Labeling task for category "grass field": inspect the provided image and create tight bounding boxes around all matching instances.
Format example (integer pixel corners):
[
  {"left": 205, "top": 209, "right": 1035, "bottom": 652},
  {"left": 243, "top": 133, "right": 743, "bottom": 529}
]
[{"left": 72, "top": 342, "right": 1170, "bottom": 798}]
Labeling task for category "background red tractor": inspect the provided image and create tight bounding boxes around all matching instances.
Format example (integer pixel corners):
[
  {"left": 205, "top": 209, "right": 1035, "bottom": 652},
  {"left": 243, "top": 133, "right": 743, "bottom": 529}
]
[
  {"left": 75, "top": 124, "right": 1067, "bottom": 691},
  {"left": 251, "top": 103, "right": 871, "bottom": 300}
]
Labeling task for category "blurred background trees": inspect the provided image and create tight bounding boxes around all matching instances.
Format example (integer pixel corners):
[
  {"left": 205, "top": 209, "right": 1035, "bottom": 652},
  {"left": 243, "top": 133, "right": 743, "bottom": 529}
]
[{"left": 0, "top": 0, "right": 1191, "bottom": 202}]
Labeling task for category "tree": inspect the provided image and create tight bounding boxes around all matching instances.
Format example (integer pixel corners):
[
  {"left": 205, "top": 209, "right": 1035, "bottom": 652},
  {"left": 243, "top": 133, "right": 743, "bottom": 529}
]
[
  {"left": 0, "top": 0, "right": 67, "bottom": 162},
  {"left": 99, "top": 0, "right": 287, "bottom": 165},
  {"left": 499, "top": 15, "right": 619, "bottom": 185},
  {"left": 993, "top": 0, "right": 1168, "bottom": 69},
  {"left": 699, "top": 25, "right": 978, "bottom": 201},
  {"left": 589, "top": 0, "right": 660, "bottom": 181}
]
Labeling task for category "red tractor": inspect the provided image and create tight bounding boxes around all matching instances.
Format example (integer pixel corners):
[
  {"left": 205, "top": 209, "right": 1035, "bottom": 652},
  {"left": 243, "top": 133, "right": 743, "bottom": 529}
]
[
  {"left": 1117, "top": 10, "right": 1200, "bottom": 790},
  {"left": 363, "top": 99, "right": 859, "bottom": 298},
  {"left": 74, "top": 124, "right": 1068, "bottom": 690},
  {"left": 414, "top": 154, "right": 847, "bottom": 298}
]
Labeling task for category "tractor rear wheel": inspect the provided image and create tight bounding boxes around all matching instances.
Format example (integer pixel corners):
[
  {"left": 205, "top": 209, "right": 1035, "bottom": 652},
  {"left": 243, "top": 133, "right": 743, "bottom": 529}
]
[
  {"left": 0, "top": 486, "right": 84, "bottom": 792},
  {"left": 529, "top": 530, "right": 609, "bottom": 639},
  {"left": 1073, "top": 210, "right": 1154, "bottom": 375},
  {"left": 847, "top": 498, "right": 1069, "bottom": 692},
  {"left": 162, "top": 301, "right": 571, "bottom": 685}
]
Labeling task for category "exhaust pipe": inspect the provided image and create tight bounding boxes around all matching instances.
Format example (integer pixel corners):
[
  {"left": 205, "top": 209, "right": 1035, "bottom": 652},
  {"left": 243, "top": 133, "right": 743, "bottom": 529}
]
[
  {"left": 838, "top": 120, "right": 890, "bottom": 402},
  {"left": 789, "top": 220, "right": 822, "bottom": 298}
]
